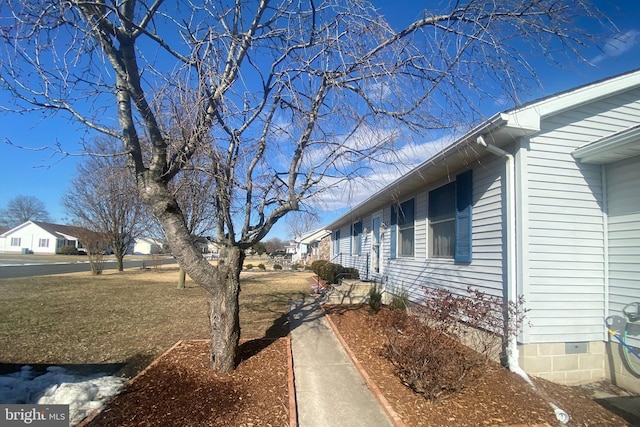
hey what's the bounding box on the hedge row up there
[310,260,359,284]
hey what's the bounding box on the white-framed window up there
[428,170,473,262]
[391,198,415,257]
[10,237,21,247]
[429,182,455,258]
[39,238,50,248]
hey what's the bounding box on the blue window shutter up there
[390,205,397,259]
[455,170,473,262]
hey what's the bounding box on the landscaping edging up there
[76,338,296,427]
[322,306,406,427]
[286,336,297,427]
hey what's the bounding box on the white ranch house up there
[0,221,90,254]
[327,69,640,393]
[292,228,331,265]
[132,237,164,255]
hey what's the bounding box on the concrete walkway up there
[289,299,394,427]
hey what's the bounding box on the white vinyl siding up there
[606,155,640,347]
[524,88,640,343]
[1,222,59,254]
[384,161,505,305]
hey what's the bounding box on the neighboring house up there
[292,228,331,265]
[133,237,164,255]
[0,221,90,254]
[285,241,297,255]
[200,238,221,259]
[327,69,640,393]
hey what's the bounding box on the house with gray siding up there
[326,69,640,393]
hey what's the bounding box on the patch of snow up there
[0,365,126,426]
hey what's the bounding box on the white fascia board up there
[0,221,36,237]
[573,124,640,164]
[513,69,640,120]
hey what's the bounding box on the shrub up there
[382,309,483,401]
[368,285,383,314]
[245,263,253,270]
[258,263,266,270]
[342,267,360,280]
[318,262,343,284]
[291,264,300,271]
[389,289,409,311]
[273,264,282,270]
[57,245,79,255]
[310,260,329,276]
[382,286,528,402]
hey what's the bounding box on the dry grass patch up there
[0,266,312,377]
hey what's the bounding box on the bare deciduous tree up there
[0,0,607,372]
[171,163,218,289]
[286,210,321,240]
[1,195,50,227]
[62,137,144,271]
[74,228,110,275]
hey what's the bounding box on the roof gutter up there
[326,113,511,230]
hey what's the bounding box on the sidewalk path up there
[289,299,394,427]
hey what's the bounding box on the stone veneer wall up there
[318,235,331,260]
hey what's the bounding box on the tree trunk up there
[177,267,186,289]
[139,184,244,372]
[207,246,244,372]
[116,253,124,272]
[112,245,125,272]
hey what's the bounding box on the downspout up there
[601,165,610,339]
[476,135,570,425]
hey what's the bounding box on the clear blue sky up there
[1,1,639,240]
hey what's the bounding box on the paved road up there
[0,257,177,279]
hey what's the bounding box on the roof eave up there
[326,113,528,229]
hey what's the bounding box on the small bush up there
[57,245,79,255]
[368,285,383,314]
[389,289,409,311]
[245,263,253,270]
[273,264,282,270]
[291,264,300,270]
[382,286,528,402]
[342,267,360,280]
[318,262,343,284]
[258,263,266,270]
[382,309,483,401]
[310,260,329,276]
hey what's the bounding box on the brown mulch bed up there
[84,339,290,427]
[325,305,631,427]
[83,303,632,427]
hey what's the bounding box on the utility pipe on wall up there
[476,135,570,425]
[476,135,520,372]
